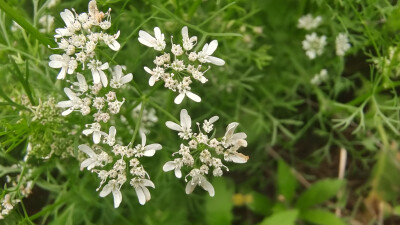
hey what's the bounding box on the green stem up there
[148,100,179,123]
[130,101,145,145]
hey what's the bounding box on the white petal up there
[200,177,215,197]
[135,186,146,205]
[174,168,182,178]
[81,158,96,170]
[154,27,162,41]
[149,76,156,86]
[57,67,67,80]
[57,100,73,108]
[100,62,109,70]
[49,60,63,69]
[144,144,162,151]
[225,122,239,138]
[185,181,196,195]
[163,161,176,172]
[108,40,120,51]
[99,184,112,197]
[109,126,116,138]
[77,73,87,86]
[144,66,152,74]
[165,121,183,131]
[209,116,219,124]
[99,70,108,87]
[61,108,73,116]
[78,144,96,157]
[230,153,249,164]
[206,40,218,55]
[181,26,188,39]
[141,132,146,147]
[60,9,74,27]
[180,109,191,130]
[138,30,156,47]
[231,132,247,141]
[141,179,155,188]
[93,131,101,144]
[120,74,133,84]
[64,88,76,100]
[112,189,122,208]
[186,91,201,103]
[82,129,93,136]
[207,56,225,66]
[92,69,100,84]
[141,186,151,203]
[174,93,185,104]
[142,150,154,157]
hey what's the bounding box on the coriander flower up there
[297,14,322,30]
[103,126,116,146]
[310,69,328,85]
[222,122,248,148]
[130,178,155,205]
[138,27,166,51]
[302,32,326,59]
[110,65,133,88]
[78,144,111,170]
[54,9,77,38]
[335,33,351,56]
[163,158,183,178]
[56,88,82,116]
[82,122,107,144]
[174,88,201,104]
[99,179,122,208]
[72,73,88,93]
[165,109,192,140]
[88,60,109,87]
[185,169,215,197]
[49,54,77,79]
[203,116,219,133]
[181,26,197,51]
[197,40,225,66]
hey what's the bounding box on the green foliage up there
[259,209,298,225]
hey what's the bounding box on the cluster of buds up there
[138,26,225,104]
[163,109,248,196]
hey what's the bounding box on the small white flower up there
[335,33,350,56]
[297,14,322,30]
[49,54,75,79]
[130,178,155,205]
[136,132,162,157]
[103,31,121,51]
[197,40,225,66]
[110,65,133,88]
[203,116,219,133]
[104,126,116,146]
[222,122,247,148]
[72,73,88,93]
[99,179,122,208]
[166,109,192,139]
[185,169,215,197]
[78,144,110,170]
[181,26,197,51]
[302,33,326,59]
[144,66,164,86]
[56,88,82,116]
[311,69,328,85]
[54,9,76,37]
[82,122,107,144]
[174,89,201,104]
[88,60,109,87]
[163,158,183,178]
[138,27,166,51]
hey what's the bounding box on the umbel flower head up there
[138,26,225,104]
[302,32,327,59]
[49,0,121,86]
[163,109,248,196]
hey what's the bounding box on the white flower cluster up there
[49,0,121,83]
[0,171,33,220]
[310,69,328,86]
[138,26,225,104]
[335,33,351,57]
[298,15,350,60]
[302,32,327,60]
[297,14,322,31]
[163,109,248,196]
[49,1,163,208]
[132,103,158,134]
[79,129,161,208]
